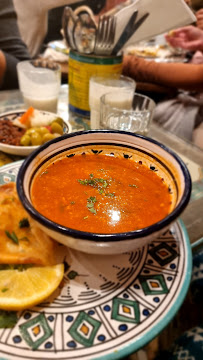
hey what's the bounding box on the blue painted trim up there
[68,104,90,117]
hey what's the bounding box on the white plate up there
[0,160,193,360]
[0,109,71,156]
[125,44,186,63]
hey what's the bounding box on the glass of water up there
[100,92,156,135]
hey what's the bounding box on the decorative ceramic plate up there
[0,161,192,360]
[0,110,70,156]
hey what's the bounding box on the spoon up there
[72,6,97,54]
[62,6,78,50]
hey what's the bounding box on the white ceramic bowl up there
[0,109,71,156]
[16,130,191,255]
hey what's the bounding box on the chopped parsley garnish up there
[87,196,97,214]
[78,175,116,214]
[0,264,32,271]
[105,193,115,197]
[15,264,29,272]
[20,237,29,242]
[5,231,29,244]
[19,218,30,228]
[78,176,109,191]
[97,178,108,188]
[5,231,19,244]
[1,288,9,293]
[129,184,138,188]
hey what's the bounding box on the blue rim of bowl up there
[17,130,192,242]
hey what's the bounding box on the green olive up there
[31,132,42,146]
[26,127,38,135]
[52,117,63,126]
[25,128,33,135]
[37,127,50,135]
[20,134,31,146]
[42,133,55,144]
[50,122,63,135]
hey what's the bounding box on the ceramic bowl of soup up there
[16,130,191,255]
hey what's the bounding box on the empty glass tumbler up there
[100,92,156,135]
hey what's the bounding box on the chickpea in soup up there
[31,154,172,233]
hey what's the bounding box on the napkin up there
[41,40,69,62]
[113,0,140,45]
[42,47,69,62]
[114,0,197,50]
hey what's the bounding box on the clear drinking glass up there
[89,74,136,129]
[17,59,61,113]
[100,91,156,135]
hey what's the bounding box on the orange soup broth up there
[31,154,172,233]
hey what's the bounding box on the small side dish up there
[0,108,70,156]
[0,107,64,146]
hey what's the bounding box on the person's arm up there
[0,0,30,90]
[122,55,203,91]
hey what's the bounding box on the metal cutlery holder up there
[68,50,123,118]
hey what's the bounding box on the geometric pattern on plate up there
[0,161,192,360]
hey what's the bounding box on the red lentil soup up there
[31,154,172,233]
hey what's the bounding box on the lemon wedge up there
[0,264,64,311]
